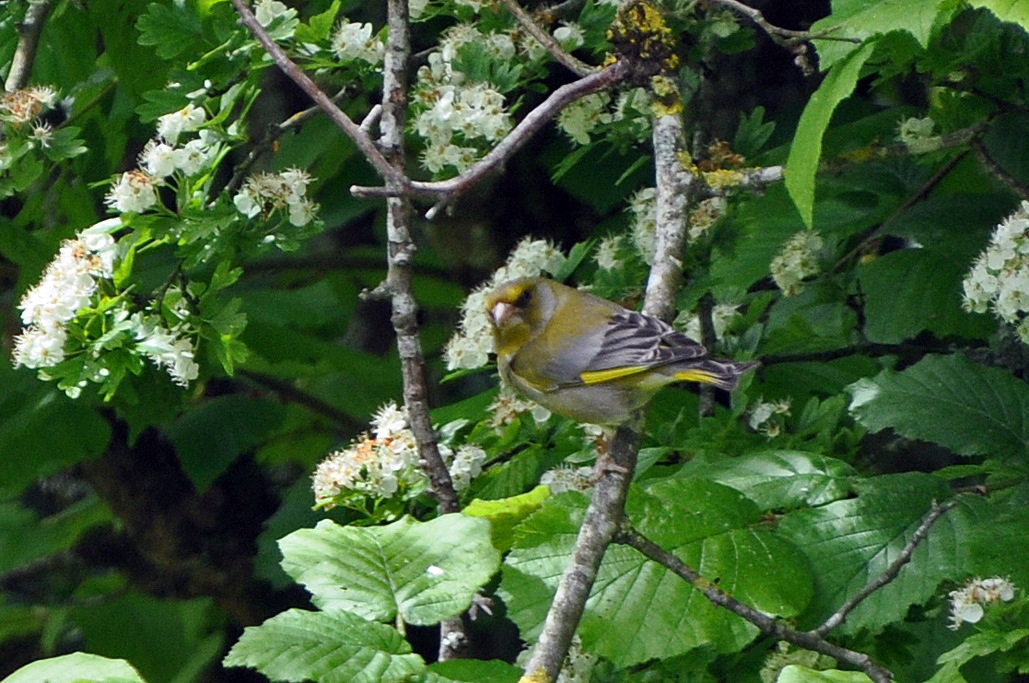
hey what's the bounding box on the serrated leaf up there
[136,2,204,59]
[927,628,1029,683]
[501,481,812,665]
[785,41,876,227]
[778,665,874,683]
[419,659,523,683]
[464,486,551,552]
[223,608,425,683]
[810,0,953,69]
[969,0,1029,31]
[777,473,984,634]
[858,249,984,343]
[0,653,146,683]
[847,354,1029,458]
[278,515,500,625]
[679,450,856,511]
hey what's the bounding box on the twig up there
[707,0,859,45]
[377,0,466,659]
[229,0,408,189]
[972,138,1029,200]
[521,424,642,680]
[523,86,693,683]
[498,0,595,77]
[617,528,895,683]
[351,60,632,206]
[812,499,959,637]
[5,0,57,93]
[240,370,365,433]
[225,87,351,196]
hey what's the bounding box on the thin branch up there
[225,87,352,196]
[351,60,632,205]
[617,528,895,683]
[240,370,365,433]
[5,0,57,93]
[521,424,642,680]
[812,499,959,637]
[523,86,694,683]
[229,0,408,189]
[972,138,1029,200]
[498,0,595,77]
[707,0,860,44]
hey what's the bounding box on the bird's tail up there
[672,358,760,391]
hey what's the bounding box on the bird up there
[485,277,758,426]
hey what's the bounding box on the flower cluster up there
[312,402,426,509]
[675,301,742,343]
[444,238,566,371]
[233,168,318,227]
[594,234,625,271]
[412,25,514,173]
[628,187,658,264]
[0,86,58,127]
[770,230,823,296]
[132,314,200,388]
[540,465,594,494]
[487,386,552,428]
[331,20,384,65]
[948,576,1016,629]
[12,221,119,371]
[556,87,651,146]
[898,116,941,155]
[962,201,1029,343]
[441,444,487,491]
[106,104,213,214]
[747,397,792,438]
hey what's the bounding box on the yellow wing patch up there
[672,368,720,385]
[579,365,650,385]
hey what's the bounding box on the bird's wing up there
[553,309,709,387]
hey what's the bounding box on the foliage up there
[1,0,1029,683]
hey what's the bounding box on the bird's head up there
[485,277,555,355]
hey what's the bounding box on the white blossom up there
[770,230,823,296]
[156,104,206,144]
[106,169,159,214]
[140,140,179,178]
[628,187,657,264]
[962,201,1029,343]
[254,0,289,26]
[132,315,200,387]
[595,234,623,271]
[948,576,1016,629]
[557,93,611,145]
[331,21,384,65]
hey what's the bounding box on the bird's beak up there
[490,301,515,327]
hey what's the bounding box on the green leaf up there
[848,354,1029,459]
[810,0,954,69]
[278,515,500,625]
[420,659,523,683]
[501,481,813,665]
[927,628,1029,683]
[785,41,876,227]
[969,0,1029,31]
[464,485,551,552]
[778,665,874,683]
[678,450,856,511]
[136,2,204,59]
[777,473,983,634]
[165,394,285,490]
[224,608,425,683]
[858,248,984,343]
[0,653,146,683]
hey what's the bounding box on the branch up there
[617,529,895,683]
[5,0,56,93]
[707,0,860,45]
[350,60,632,207]
[377,0,466,659]
[812,499,959,637]
[972,138,1029,200]
[523,86,694,683]
[229,0,408,189]
[240,370,366,433]
[521,424,641,680]
[498,0,595,77]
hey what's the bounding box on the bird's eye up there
[515,288,533,308]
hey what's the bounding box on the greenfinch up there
[485,277,758,425]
